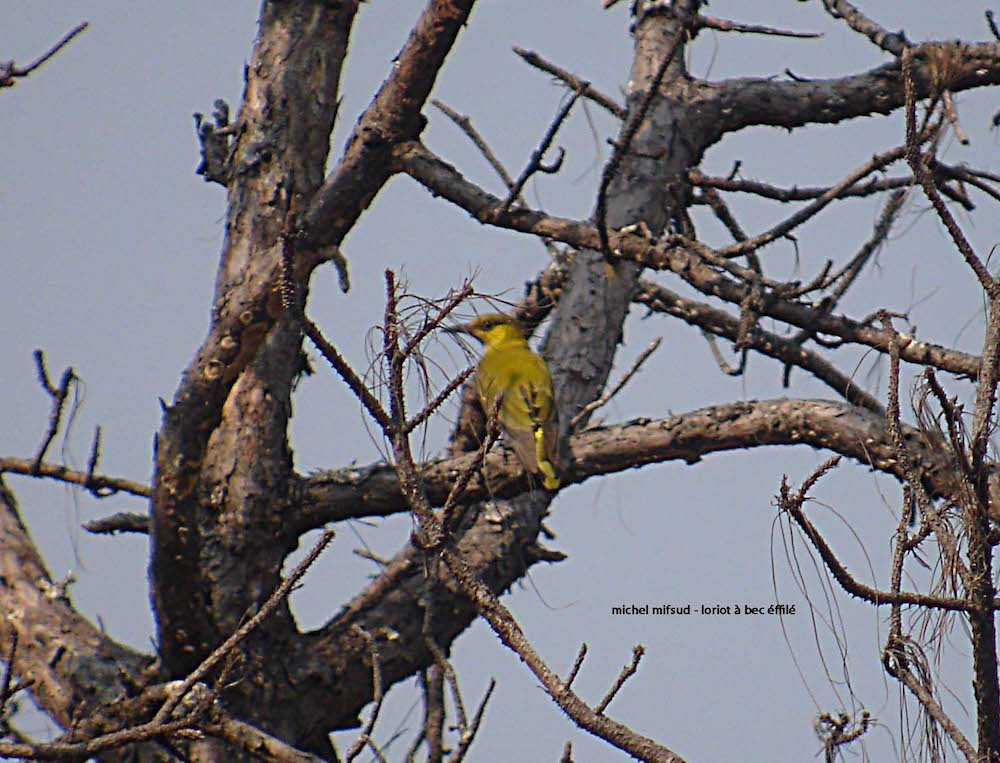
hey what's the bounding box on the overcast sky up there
[4,1,1000,760]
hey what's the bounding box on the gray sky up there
[4,1,1000,760]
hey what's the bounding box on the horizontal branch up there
[394,140,980,379]
[295,399,963,532]
[0,457,151,498]
[705,41,1000,136]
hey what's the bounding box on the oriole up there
[447,314,561,490]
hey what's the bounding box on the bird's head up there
[445,313,527,349]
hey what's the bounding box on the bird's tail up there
[534,426,560,490]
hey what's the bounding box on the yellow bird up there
[447,314,561,490]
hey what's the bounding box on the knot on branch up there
[195,100,237,186]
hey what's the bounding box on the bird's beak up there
[443,323,471,336]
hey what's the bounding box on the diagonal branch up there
[513,47,626,119]
[394,140,980,379]
[0,476,152,732]
[818,0,910,56]
[0,22,89,89]
[298,0,478,250]
[633,280,885,414]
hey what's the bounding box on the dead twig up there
[701,331,747,377]
[513,47,626,119]
[151,530,335,725]
[570,338,662,428]
[819,0,910,56]
[718,137,927,258]
[694,15,820,39]
[0,457,150,498]
[432,99,519,191]
[451,678,495,763]
[0,718,194,761]
[901,50,998,299]
[345,627,385,763]
[0,22,89,89]
[30,350,77,474]
[420,665,445,763]
[565,644,588,689]
[83,511,150,535]
[689,168,915,203]
[594,645,645,715]
[777,458,970,612]
[502,90,582,211]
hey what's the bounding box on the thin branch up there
[424,638,467,732]
[0,22,89,89]
[634,281,885,414]
[882,643,978,761]
[718,138,922,257]
[513,47,626,119]
[84,426,102,495]
[565,644,588,690]
[151,530,335,725]
[701,331,747,376]
[400,282,474,360]
[778,459,971,612]
[451,678,495,763]
[0,457,151,498]
[879,312,936,526]
[83,511,150,535]
[432,99,519,190]
[0,718,193,761]
[31,351,77,473]
[902,50,998,298]
[594,645,645,715]
[988,10,1000,41]
[405,367,475,435]
[819,0,910,56]
[694,15,820,39]
[570,338,662,428]
[345,628,385,763]
[207,712,326,763]
[421,666,445,763]
[280,218,394,433]
[502,90,581,211]
[689,168,915,202]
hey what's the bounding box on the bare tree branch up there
[513,47,626,119]
[0,22,88,89]
[0,457,151,498]
[395,140,980,378]
[707,41,1000,136]
[0,476,152,732]
[295,398,974,532]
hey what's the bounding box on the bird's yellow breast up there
[476,341,554,431]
